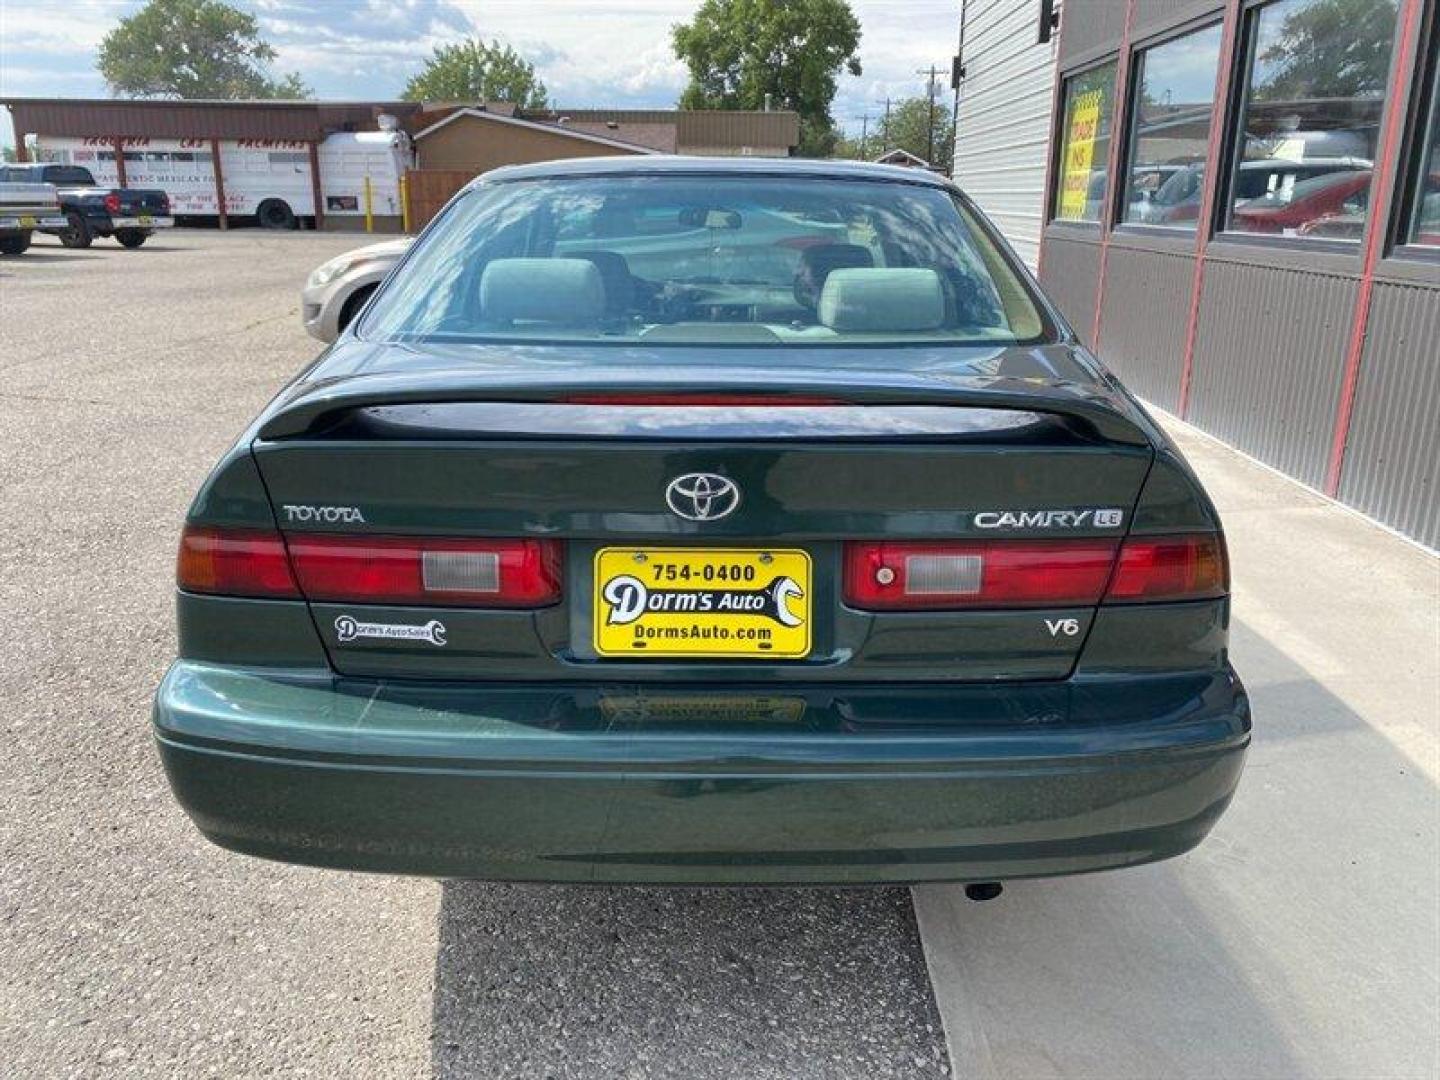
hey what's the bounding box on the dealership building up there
[954,0,1439,549]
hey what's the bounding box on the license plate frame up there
[593,547,812,659]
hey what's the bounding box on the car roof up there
[477,155,954,190]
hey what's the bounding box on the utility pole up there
[916,64,943,165]
[851,113,871,159]
[873,98,893,152]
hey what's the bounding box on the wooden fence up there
[403,169,477,231]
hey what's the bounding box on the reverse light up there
[286,535,562,608]
[844,540,1120,609]
[177,526,300,598]
[1105,534,1227,603]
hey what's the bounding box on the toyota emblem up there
[665,473,741,522]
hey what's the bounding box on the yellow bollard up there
[363,175,373,234]
[399,174,410,234]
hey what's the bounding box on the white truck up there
[34,129,412,230]
[0,181,67,255]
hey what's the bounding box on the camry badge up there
[665,473,741,522]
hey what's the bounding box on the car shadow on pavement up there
[6,251,104,262]
[431,883,951,1080]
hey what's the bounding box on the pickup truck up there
[0,181,67,255]
[0,163,172,249]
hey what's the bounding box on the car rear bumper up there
[111,215,174,229]
[0,214,66,230]
[153,661,1249,884]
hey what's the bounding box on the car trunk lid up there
[249,366,1156,683]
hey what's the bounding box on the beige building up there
[412,108,660,172]
[411,104,799,169]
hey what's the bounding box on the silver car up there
[302,238,411,342]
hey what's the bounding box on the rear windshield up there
[359,175,1048,347]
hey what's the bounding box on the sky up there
[0,0,961,149]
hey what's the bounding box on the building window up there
[1054,61,1117,223]
[1122,23,1225,229]
[1405,57,1440,246]
[1225,0,1398,240]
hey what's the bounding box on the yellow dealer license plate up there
[18,215,37,227]
[594,547,811,659]
[138,214,153,225]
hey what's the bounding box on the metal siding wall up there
[952,0,1057,268]
[1031,0,1437,546]
[1095,246,1195,411]
[1038,235,1104,345]
[1187,262,1358,489]
[1337,282,1440,549]
[1058,0,1128,63]
[1131,0,1222,36]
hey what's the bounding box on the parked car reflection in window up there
[1123,23,1224,229]
[1224,0,1397,238]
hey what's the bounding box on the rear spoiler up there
[255,370,1153,446]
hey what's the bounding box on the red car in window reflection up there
[1295,173,1440,243]
[1231,169,1371,234]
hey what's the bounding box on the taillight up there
[1105,534,1227,603]
[177,526,300,598]
[103,192,120,214]
[844,540,1120,609]
[159,194,170,213]
[843,533,1228,610]
[287,535,562,608]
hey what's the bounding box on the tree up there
[98,0,308,99]
[402,39,549,107]
[882,96,955,166]
[1256,0,1396,102]
[672,0,862,157]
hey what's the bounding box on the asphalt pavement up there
[0,230,949,1078]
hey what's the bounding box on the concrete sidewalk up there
[914,417,1440,1079]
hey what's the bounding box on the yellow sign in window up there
[1059,85,1106,221]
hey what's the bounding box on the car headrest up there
[480,258,605,324]
[817,268,946,332]
[568,250,634,315]
[793,243,874,308]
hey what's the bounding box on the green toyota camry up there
[154,157,1248,886]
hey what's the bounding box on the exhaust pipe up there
[964,882,1003,902]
